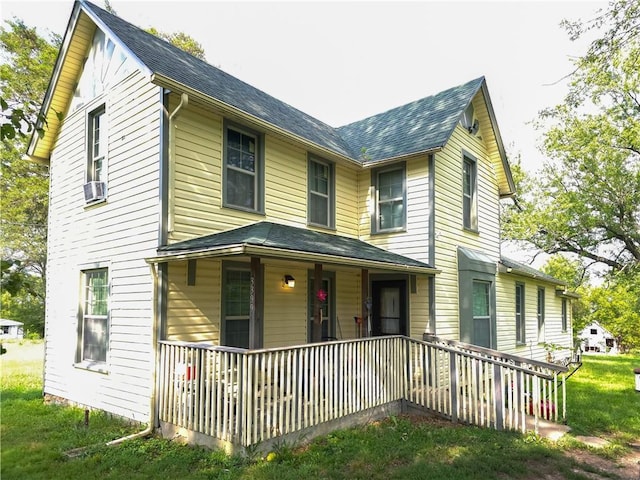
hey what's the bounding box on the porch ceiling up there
[147,222,439,274]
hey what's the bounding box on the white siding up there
[44,70,161,422]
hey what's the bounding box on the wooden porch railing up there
[158,335,568,448]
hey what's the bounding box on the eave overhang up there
[151,73,363,168]
[146,243,439,275]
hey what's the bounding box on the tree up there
[1,20,58,335]
[146,27,206,60]
[503,0,640,274]
[585,268,640,352]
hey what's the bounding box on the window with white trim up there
[79,268,109,364]
[561,298,568,332]
[88,106,106,183]
[373,164,406,233]
[462,154,478,230]
[224,124,263,212]
[308,157,334,228]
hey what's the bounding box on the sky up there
[2,0,609,173]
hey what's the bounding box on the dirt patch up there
[565,448,640,480]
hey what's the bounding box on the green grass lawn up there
[1,341,638,480]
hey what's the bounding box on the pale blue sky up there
[2,0,608,171]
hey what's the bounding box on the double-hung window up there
[224,124,263,212]
[537,287,545,342]
[79,269,109,365]
[88,106,106,183]
[462,154,478,231]
[515,283,526,344]
[373,164,406,233]
[308,157,334,228]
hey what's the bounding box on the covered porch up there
[147,221,439,350]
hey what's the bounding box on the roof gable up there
[336,77,484,163]
[83,1,355,159]
[30,0,514,192]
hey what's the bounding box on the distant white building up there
[0,319,24,340]
[578,321,618,354]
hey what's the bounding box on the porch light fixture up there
[283,275,295,288]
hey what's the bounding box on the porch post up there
[249,257,261,349]
[313,263,323,342]
[361,269,369,338]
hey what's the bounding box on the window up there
[308,157,334,228]
[79,269,109,364]
[462,154,478,230]
[515,283,525,344]
[537,287,545,342]
[472,280,492,348]
[590,328,597,335]
[223,267,250,349]
[224,124,263,212]
[561,298,568,332]
[373,164,405,232]
[88,106,106,183]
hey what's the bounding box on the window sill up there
[371,227,407,236]
[84,198,107,209]
[74,361,109,374]
[463,226,479,235]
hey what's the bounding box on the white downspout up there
[167,92,189,235]
[106,262,160,446]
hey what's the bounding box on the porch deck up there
[157,336,568,451]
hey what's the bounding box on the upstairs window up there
[373,164,406,233]
[88,107,106,183]
[79,268,109,365]
[224,124,263,213]
[308,157,334,228]
[84,106,108,203]
[462,154,478,231]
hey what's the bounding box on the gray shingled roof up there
[500,256,566,286]
[85,1,356,158]
[336,77,484,163]
[157,221,434,271]
[84,1,482,164]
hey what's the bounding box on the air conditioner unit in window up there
[83,181,106,202]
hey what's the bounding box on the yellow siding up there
[334,269,362,340]
[44,69,161,422]
[166,259,221,342]
[409,276,430,338]
[496,272,573,361]
[432,116,503,340]
[359,154,431,264]
[263,262,309,348]
[170,99,361,243]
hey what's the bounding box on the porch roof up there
[148,222,438,274]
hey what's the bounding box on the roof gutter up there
[150,73,363,168]
[146,243,440,275]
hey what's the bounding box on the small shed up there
[0,319,24,339]
[578,321,617,355]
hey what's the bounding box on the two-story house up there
[28,1,574,438]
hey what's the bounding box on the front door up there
[371,280,407,336]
